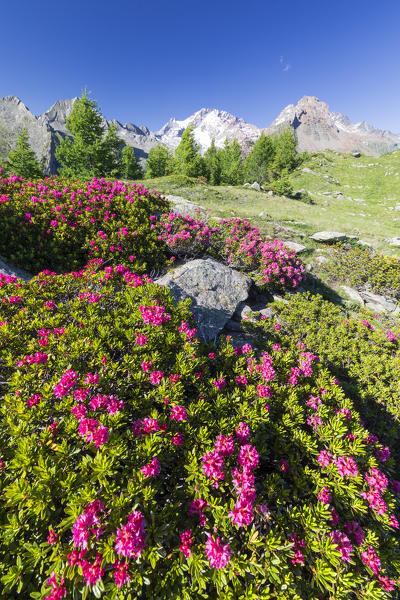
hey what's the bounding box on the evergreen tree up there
[271,128,299,174]
[98,123,124,177]
[243,133,275,184]
[174,125,203,177]
[119,145,143,180]
[219,139,243,185]
[203,138,221,185]
[7,129,43,178]
[56,90,124,179]
[145,144,174,178]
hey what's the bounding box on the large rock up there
[389,237,400,247]
[310,231,351,243]
[250,182,261,191]
[359,290,399,314]
[0,257,32,282]
[341,285,364,305]
[155,258,251,341]
[165,195,204,216]
[282,240,307,254]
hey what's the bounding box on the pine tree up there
[119,145,143,180]
[55,90,124,179]
[203,138,221,185]
[145,144,174,178]
[174,126,203,177]
[271,128,299,174]
[98,123,124,177]
[243,133,275,184]
[7,129,43,178]
[219,139,243,185]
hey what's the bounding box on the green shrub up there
[0,175,169,274]
[326,246,400,298]
[244,292,400,473]
[0,270,399,599]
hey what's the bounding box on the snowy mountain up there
[1,94,399,174]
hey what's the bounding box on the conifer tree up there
[7,129,43,178]
[219,139,243,185]
[174,125,203,177]
[203,138,221,185]
[56,90,124,179]
[145,144,174,178]
[119,145,143,180]
[243,132,275,184]
[272,128,299,174]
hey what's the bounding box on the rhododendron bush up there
[244,292,400,476]
[0,174,169,273]
[0,266,399,599]
[158,214,305,291]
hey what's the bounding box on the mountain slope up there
[1,94,400,174]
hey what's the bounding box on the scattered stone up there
[341,286,364,305]
[302,167,317,174]
[359,290,398,314]
[352,151,361,158]
[315,255,329,265]
[0,257,33,282]
[389,237,400,247]
[267,190,274,196]
[243,183,251,188]
[310,231,353,243]
[155,258,251,342]
[250,182,261,191]
[165,195,205,216]
[283,241,307,254]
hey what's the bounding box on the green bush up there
[326,246,400,298]
[0,270,399,599]
[0,175,169,274]
[244,292,400,473]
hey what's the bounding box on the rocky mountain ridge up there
[1,94,399,174]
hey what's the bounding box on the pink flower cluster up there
[361,467,388,515]
[78,418,109,447]
[179,529,194,557]
[44,572,66,600]
[139,304,171,326]
[205,534,231,569]
[72,500,104,550]
[329,530,352,562]
[288,533,307,565]
[53,369,78,398]
[114,510,147,558]
[16,351,48,366]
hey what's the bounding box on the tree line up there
[1,92,304,189]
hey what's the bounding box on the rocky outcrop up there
[155,258,251,341]
[266,96,400,157]
[310,231,353,243]
[0,257,32,282]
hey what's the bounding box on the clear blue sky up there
[2,0,400,132]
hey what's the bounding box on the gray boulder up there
[310,231,352,243]
[155,258,251,341]
[166,195,204,216]
[359,290,398,314]
[282,241,307,254]
[341,285,364,305]
[250,182,261,191]
[389,237,400,247]
[0,257,32,282]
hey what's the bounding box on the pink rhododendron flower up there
[205,534,231,569]
[317,487,331,504]
[179,529,193,557]
[44,572,66,600]
[214,434,235,456]
[344,521,365,546]
[27,393,41,407]
[114,510,147,558]
[238,444,259,472]
[141,457,160,478]
[335,456,358,477]
[149,370,164,385]
[47,529,58,545]
[81,553,105,586]
[171,432,184,446]
[170,405,187,421]
[329,531,352,562]
[236,422,250,444]
[113,560,130,588]
[202,450,225,483]
[213,377,226,391]
[361,546,381,575]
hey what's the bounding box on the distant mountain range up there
[1,94,399,174]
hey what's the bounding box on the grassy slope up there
[137,149,400,257]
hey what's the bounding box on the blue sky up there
[2,0,400,131]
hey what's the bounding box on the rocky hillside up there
[267,96,400,156]
[1,94,399,174]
